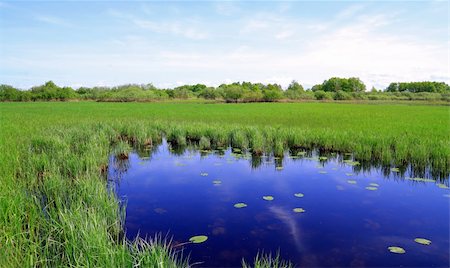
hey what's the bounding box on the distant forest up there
[1,78,449,102]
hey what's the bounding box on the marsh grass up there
[0,102,448,267]
[242,252,293,268]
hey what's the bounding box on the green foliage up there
[284,80,304,99]
[321,77,366,92]
[386,81,449,93]
[262,84,283,102]
[222,84,244,102]
[242,252,293,268]
[314,90,333,100]
[1,79,450,102]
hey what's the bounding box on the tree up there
[198,87,218,100]
[0,84,22,101]
[222,84,243,102]
[262,84,283,102]
[385,81,449,93]
[285,80,304,99]
[321,77,366,92]
[311,84,323,92]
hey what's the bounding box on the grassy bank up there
[0,102,448,267]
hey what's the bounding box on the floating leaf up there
[391,168,400,172]
[294,193,304,198]
[414,238,431,245]
[234,203,247,208]
[437,183,449,189]
[319,156,328,160]
[407,177,434,183]
[297,151,307,156]
[262,196,274,201]
[293,208,306,213]
[347,180,357,184]
[200,172,208,177]
[175,162,186,167]
[369,183,379,187]
[189,235,208,244]
[138,161,146,165]
[345,173,354,176]
[365,186,378,191]
[212,180,222,185]
[275,166,284,171]
[318,170,327,174]
[388,246,405,254]
[343,160,360,166]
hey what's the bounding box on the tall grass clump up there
[242,252,293,268]
[1,124,190,267]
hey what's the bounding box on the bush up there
[314,90,333,100]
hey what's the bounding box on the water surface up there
[109,141,449,267]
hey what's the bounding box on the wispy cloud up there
[35,15,70,27]
[215,2,240,16]
[109,9,208,40]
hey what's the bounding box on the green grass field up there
[0,101,448,267]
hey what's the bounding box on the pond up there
[108,140,449,267]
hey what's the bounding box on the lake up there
[108,140,449,267]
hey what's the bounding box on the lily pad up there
[347,180,357,184]
[189,235,208,244]
[365,186,378,191]
[212,180,222,185]
[414,238,431,245]
[388,246,405,254]
[234,203,247,208]
[200,172,208,176]
[344,160,360,166]
[407,177,435,183]
[262,196,274,201]
[293,208,306,213]
[437,183,449,189]
[369,183,380,187]
[294,193,304,198]
[391,167,400,172]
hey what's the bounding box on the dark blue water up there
[109,141,450,267]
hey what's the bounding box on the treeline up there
[1,78,449,102]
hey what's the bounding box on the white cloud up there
[215,2,240,16]
[35,15,70,27]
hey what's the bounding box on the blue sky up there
[0,1,448,89]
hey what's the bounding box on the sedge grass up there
[0,101,448,267]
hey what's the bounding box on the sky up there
[0,1,448,90]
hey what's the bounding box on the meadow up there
[0,101,448,267]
